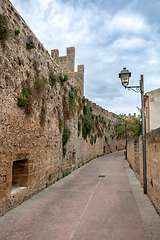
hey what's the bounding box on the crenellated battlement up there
[86,99,138,123]
[119,113,139,120]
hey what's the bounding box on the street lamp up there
[119,67,131,87]
[119,67,147,194]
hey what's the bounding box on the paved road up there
[0,151,160,240]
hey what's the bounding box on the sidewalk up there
[0,151,160,240]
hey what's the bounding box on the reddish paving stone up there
[0,151,148,240]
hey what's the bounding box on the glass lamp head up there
[119,68,131,87]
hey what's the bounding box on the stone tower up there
[51,47,84,96]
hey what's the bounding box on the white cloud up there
[110,12,148,34]
[111,37,151,50]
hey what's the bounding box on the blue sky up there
[10,0,160,115]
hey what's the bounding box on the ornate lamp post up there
[119,68,147,194]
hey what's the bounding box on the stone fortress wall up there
[0,0,127,215]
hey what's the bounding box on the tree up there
[114,117,142,140]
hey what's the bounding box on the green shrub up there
[68,90,75,103]
[83,104,94,116]
[82,115,93,140]
[26,43,33,50]
[17,76,46,117]
[103,119,106,126]
[62,126,71,155]
[91,114,95,120]
[83,105,87,115]
[21,86,32,98]
[78,121,81,132]
[82,96,86,103]
[108,122,111,131]
[59,72,68,84]
[0,14,9,45]
[90,106,93,112]
[63,147,67,156]
[62,127,71,146]
[17,95,29,108]
[62,72,68,83]
[15,29,20,36]
[48,174,52,181]
[17,86,32,115]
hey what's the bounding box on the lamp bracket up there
[124,85,141,93]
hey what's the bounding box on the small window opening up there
[12,159,29,190]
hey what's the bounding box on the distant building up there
[144,88,160,133]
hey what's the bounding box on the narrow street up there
[0,151,160,240]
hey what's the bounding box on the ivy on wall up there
[59,81,108,156]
